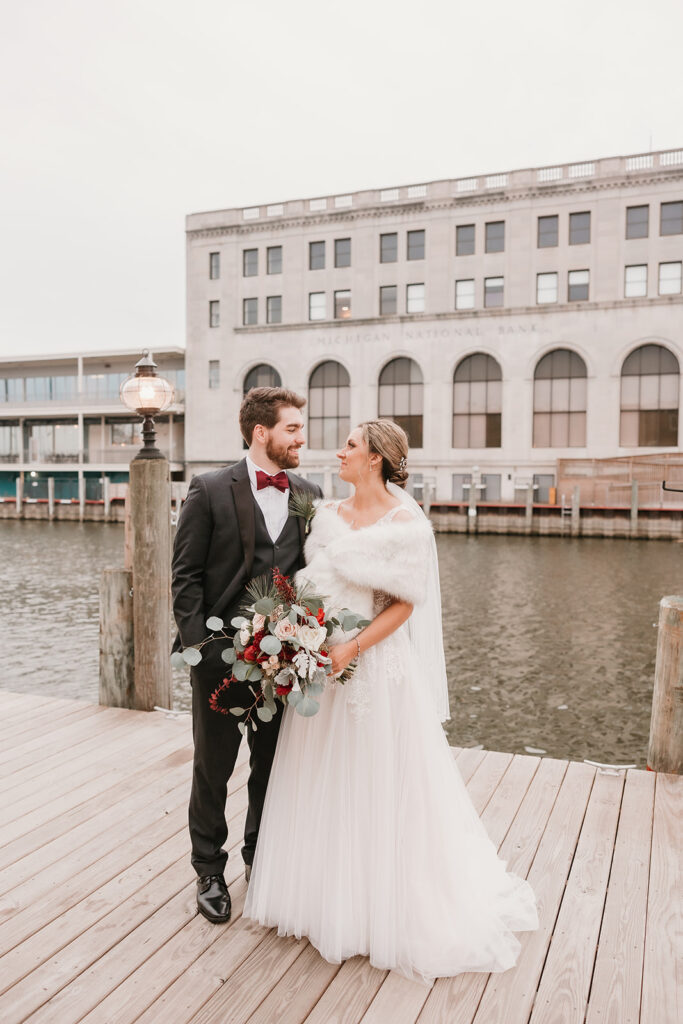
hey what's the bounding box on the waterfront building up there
[185,148,683,502]
[0,349,185,512]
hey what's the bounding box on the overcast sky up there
[1,0,681,359]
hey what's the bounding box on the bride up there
[243,419,538,982]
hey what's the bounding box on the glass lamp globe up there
[120,351,175,414]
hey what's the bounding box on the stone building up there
[185,149,682,503]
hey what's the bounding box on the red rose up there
[315,607,325,625]
[253,629,265,645]
[244,645,258,662]
[276,684,292,695]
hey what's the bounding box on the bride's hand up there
[328,641,356,676]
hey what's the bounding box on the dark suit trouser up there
[188,651,283,877]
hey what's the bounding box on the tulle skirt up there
[243,627,538,983]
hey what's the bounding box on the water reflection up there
[1,520,679,766]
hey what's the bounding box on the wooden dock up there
[0,689,679,1024]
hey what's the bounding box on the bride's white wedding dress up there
[243,498,538,983]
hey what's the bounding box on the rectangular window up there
[110,422,138,445]
[456,224,475,256]
[406,283,425,313]
[242,297,257,325]
[379,285,397,315]
[380,232,398,263]
[334,238,351,267]
[537,215,559,247]
[485,221,505,253]
[624,265,647,298]
[243,249,258,276]
[626,205,649,239]
[568,269,589,301]
[267,245,282,274]
[661,201,683,235]
[334,290,351,318]
[209,252,220,279]
[266,295,282,324]
[309,292,326,320]
[537,272,558,304]
[407,229,425,260]
[569,211,591,245]
[659,261,682,295]
[208,360,220,389]
[484,277,504,307]
[309,241,325,269]
[209,300,220,327]
[455,279,475,310]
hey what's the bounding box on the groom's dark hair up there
[240,387,306,444]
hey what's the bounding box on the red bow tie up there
[256,470,289,493]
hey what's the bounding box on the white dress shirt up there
[246,455,290,543]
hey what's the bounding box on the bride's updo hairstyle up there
[360,419,409,489]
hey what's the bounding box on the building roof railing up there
[187,148,683,232]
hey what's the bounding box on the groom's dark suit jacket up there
[172,458,321,654]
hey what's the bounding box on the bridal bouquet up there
[172,568,369,735]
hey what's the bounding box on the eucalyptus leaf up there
[254,597,275,614]
[231,616,248,629]
[237,721,246,736]
[287,690,304,707]
[260,635,282,656]
[251,719,258,732]
[221,648,236,664]
[307,681,324,696]
[170,651,186,669]
[287,610,298,624]
[325,622,335,636]
[206,616,224,632]
[230,707,246,715]
[247,663,263,681]
[295,695,320,717]
[256,706,273,723]
[182,647,202,666]
[291,604,307,617]
[358,618,372,628]
[232,660,249,681]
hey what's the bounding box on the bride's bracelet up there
[355,636,361,659]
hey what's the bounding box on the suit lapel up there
[231,460,255,577]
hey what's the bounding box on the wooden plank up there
[24,822,249,1024]
[454,747,489,784]
[0,703,106,751]
[585,769,655,1024]
[0,693,84,726]
[242,942,341,1024]
[0,742,193,872]
[417,756,563,1024]
[0,715,188,816]
[80,879,261,1024]
[186,930,309,1024]
[302,956,388,1024]
[640,772,682,1024]
[528,769,625,1024]
[360,973,431,1024]
[0,729,191,845]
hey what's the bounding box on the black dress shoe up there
[196,874,231,923]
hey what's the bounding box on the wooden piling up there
[99,568,134,707]
[129,456,172,711]
[647,595,683,774]
[571,485,580,537]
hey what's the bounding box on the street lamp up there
[120,351,174,459]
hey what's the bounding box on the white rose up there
[274,618,297,641]
[268,655,279,667]
[297,623,327,652]
[252,613,266,632]
[239,627,250,645]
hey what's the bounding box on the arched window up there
[308,361,350,449]
[533,349,587,447]
[378,357,424,447]
[243,363,282,393]
[620,344,679,446]
[453,354,502,448]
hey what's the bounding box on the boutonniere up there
[288,489,319,535]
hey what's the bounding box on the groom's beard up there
[265,436,301,470]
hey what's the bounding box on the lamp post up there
[119,351,175,710]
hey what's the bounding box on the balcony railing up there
[7,447,184,466]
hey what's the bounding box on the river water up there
[1,519,679,766]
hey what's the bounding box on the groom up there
[171,387,322,924]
